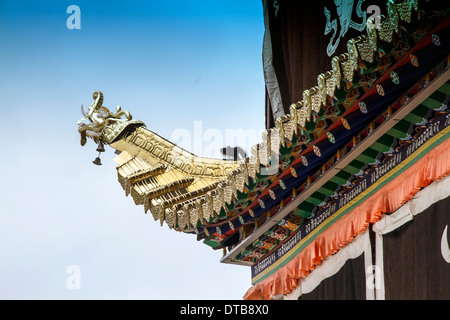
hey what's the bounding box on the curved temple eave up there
[77,0,449,260]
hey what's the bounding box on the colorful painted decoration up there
[376,84,385,96]
[249,209,254,217]
[432,34,440,46]
[274,227,289,241]
[278,217,300,231]
[313,145,321,157]
[228,220,235,231]
[410,54,419,67]
[239,215,245,224]
[279,179,286,190]
[358,101,368,113]
[327,131,336,144]
[269,189,276,200]
[301,156,308,166]
[400,95,410,106]
[258,199,265,209]
[341,117,351,130]
[216,226,222,236]
[390,71,400,84]
[290,167,298,178]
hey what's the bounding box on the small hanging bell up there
[96,142,105,153]
[92,157,102,166]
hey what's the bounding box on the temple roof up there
[77,0,449,300]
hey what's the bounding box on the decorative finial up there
[77,91,145,165]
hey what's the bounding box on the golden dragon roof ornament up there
[77,90,145,147]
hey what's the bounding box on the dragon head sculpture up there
[77,91,144,146]
[77,91,145,162]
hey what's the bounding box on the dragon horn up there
[81,104,93,123]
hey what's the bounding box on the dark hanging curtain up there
[382,196,450,300]
[298,254,366,300]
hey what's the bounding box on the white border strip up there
[272,230,372,300]
[373,173,450,300]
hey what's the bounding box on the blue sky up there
[0,1,265,299]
